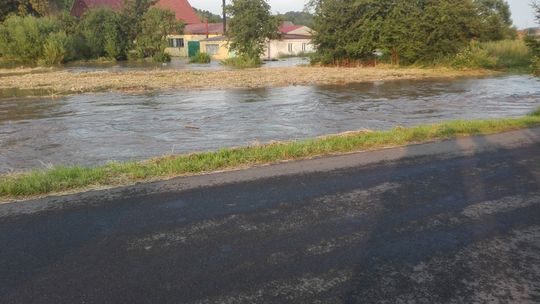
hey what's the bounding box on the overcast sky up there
[189,0,538,29]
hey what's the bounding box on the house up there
[71,0,225,57]
[264,22,314,59]
[527,27,540,38]
[199,36,231,60]
[71,0,200,23]
[166,22,225,57]
[193,22,314,61]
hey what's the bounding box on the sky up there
[189,0,538,29]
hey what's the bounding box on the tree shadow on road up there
[342,130,540,303]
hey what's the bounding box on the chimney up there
[222,0,227,34]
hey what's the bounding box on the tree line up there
[0,0,183,65]
[308,0,517,65]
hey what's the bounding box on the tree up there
[119,0,157,45]
[80,8,128,59]
[134,7,183,61]
[309,0,481,65]
[474,0,515,41]
[194,8,221,23]
[0,0,19,21]
[528,1,540,75]
[0,14,63,63]
[278,11,314,27]
[535,1,540,22]
[1,0,75,21]
[226,0,280,61]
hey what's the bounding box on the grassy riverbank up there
[0,66,492,97]
[1,109,540,201]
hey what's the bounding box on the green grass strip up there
[1,108,540,200]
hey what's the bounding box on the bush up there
[80,8,127,60]
[452,40,533,71]
[221,56,262,68]
[0,15,60,64]
[152,51,171,63]
[532,57,540,76]
[39,31,69,65]
[189,52,211,64]
[481,40,532,70]
[451,41,497,69]
[134,7,183,60]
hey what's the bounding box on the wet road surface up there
[1,129,540,303]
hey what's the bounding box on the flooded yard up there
[0,75,539,172]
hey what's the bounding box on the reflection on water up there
[0,75,539,172]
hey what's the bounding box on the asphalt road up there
[1,128,540,303]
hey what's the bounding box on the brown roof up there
[184,23,225,35]
[71,0,200,24]
[278,24,303,34]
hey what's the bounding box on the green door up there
[188,41,200,57]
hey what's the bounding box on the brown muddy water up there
[0,75,539,173]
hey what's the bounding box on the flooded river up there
[1,75,539,172]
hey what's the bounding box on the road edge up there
[1,127,539,217]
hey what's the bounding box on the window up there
[168,38,184,48]
[302,43,307,52]
[206,44,219,55]
[288,43,293,53]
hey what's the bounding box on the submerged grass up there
[1,109,540,200]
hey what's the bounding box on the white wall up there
[264,39,314,59]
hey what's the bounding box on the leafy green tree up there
[474,0,515,41]
[194,8,221,23]
[0,0,19,21]
[0,14,64,64]
[134,7,183,61]
[528,1,540,75]
[80,8,127,59]
[278,11,314,27]
[226,0,280,62]
[310,0,481,65]
[1,0,75,21]
[120,0,157,45]
[419,0,480,61]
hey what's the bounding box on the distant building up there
[520,27,540,39]
[166,22,226,57]
[264,22,314,60]
[71,0,200,24]
[201,23,316,61]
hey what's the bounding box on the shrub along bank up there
[450,40,532,71]
[1,108,540,200]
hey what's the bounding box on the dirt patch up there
[0,66,493,96]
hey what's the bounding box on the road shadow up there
[342,130,540,303]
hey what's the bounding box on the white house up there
[264,23,315,59]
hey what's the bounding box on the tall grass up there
[221,56,262,68]
[451,40,532,71]
[1,108,540,200]
[481,40,532,70]
[189,52,211,64]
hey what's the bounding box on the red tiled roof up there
[184,23,224,35]
[71,0,201,24]
[278,24,303,34]
[154,0,200,24]
[71,0,123,17]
